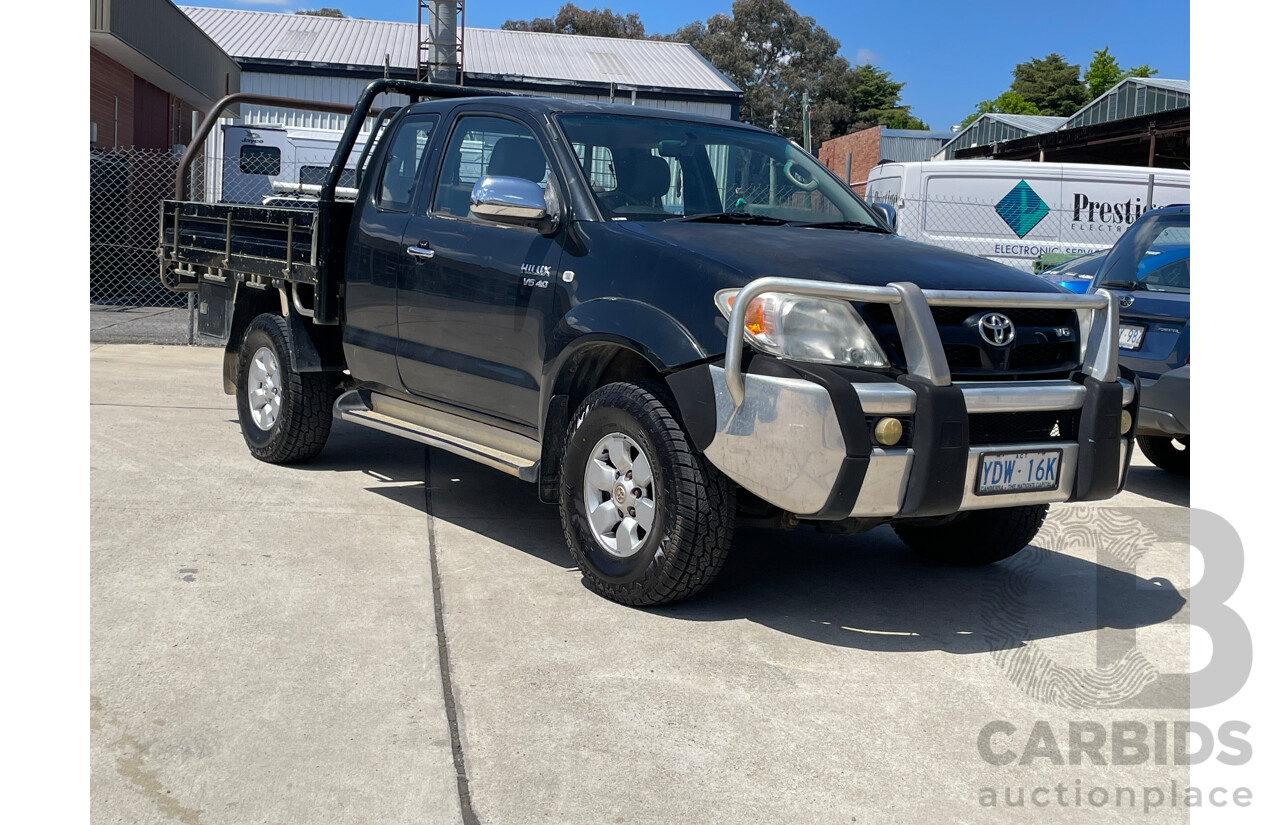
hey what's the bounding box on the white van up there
[219,125,370,205]
[864,160,1190,271]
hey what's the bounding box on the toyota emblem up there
[978,312,1015,347]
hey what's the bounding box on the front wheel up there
[559,381,735,606]
[892,504,1049,566]
[1137,435,1190,475]
[235,314,335,464]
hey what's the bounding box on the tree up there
[959,91,1041,129]
[501,1,926,142]
[831,64,928,133]
[1009,53,1089,116]
[295,8,345,17]
[670,1,923,141]
[502,4,646,38]
[1084,47,1159,99]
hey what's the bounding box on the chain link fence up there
[89,146,349,344]
[90,147,186,308]
[889,194,1128,272]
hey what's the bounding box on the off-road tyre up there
[560,380,735,606]
[235,313,335,464]
[892,504,1049,566]
[1137,435,1190,475]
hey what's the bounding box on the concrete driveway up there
[91,344,1192,824]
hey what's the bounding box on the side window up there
[300,165,356,189]
[433,116,550,217]
[240,145,280,176]
[375,115,439,212]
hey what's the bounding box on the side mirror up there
[871,202,898,233]
[470,176,559,233]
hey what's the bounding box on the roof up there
[1060,76,1190,131]
[880,129,956,140]
[406,95,765,130]
[179,6,740,95]
[1128,77,1190,94]
[984,114,1067,133]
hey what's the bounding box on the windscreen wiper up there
[672,212,791,226]
[792,220,893,233]
[1098,280,1147,291]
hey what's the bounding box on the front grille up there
[968,410,1080,446]
[860,303,1080,379]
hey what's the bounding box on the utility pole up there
[802,91,812,153]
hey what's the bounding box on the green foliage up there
[1084,46,1123,99]
[1084,47,1158,99]
[959,91,1041,128]
[501,4,646,38]
[1010,53,1089,116]
[295,8,345,17]
[502,1,925,142]
[669,1,923,140]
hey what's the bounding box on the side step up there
[334,389,540,482]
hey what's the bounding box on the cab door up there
[342,113,439,390]
[395,112,565,430]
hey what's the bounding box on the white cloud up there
[853,48,883,65]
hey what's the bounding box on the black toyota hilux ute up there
[159,79,1138,606]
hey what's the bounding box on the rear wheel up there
[235,314,335,464]
[559,381,735,606]
[1137,435,1190,475]
[892,504,1049,566]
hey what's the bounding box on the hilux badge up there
[979,312,1015,347]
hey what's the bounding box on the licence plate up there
[977,450,1062,495]
[1119,324,1145,350]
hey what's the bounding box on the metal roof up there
[1060,77,1190,130]
[880,129,956,140]
[179,6,740,94]
[985,114,1068,133]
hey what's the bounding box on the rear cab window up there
[375,114,440,212]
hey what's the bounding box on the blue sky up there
[195,1,1190,130]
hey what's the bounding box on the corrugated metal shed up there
[938,114,1066,160]
[985,114,1068,133]
[179,6,739,94]
[878,129,956,164]
[463,28,737,93]
[1060,77,1190,130]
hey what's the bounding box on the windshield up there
[1095,211,1190,294]
[555,113,883,226]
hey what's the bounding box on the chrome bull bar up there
[722,277,1120,407]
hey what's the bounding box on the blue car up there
[1038,250,1109,293]
[1091,206,1190,474]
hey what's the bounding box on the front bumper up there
[678,362,1135,518]
[1136,366,1190,438]
[669,277,1135,520]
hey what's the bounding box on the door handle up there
[407,245,435,258]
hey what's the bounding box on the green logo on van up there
[995,181,1050,238]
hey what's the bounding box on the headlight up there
[715,289,889,367]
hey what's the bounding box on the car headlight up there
[715,289,889,368]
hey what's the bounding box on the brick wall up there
[817,126,882,196]
[91,49,135,149]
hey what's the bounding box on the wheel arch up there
[537,336,678,503]
[222,286,344,394]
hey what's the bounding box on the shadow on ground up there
[1122,464,1190,507]
[294,421,1187,655]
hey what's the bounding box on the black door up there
[396,113,565,430]
[342,113,439,390]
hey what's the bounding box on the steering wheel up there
[783,160,819,191]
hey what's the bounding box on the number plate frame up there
[975,449,1064,496]
[1119,323,1146,350]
